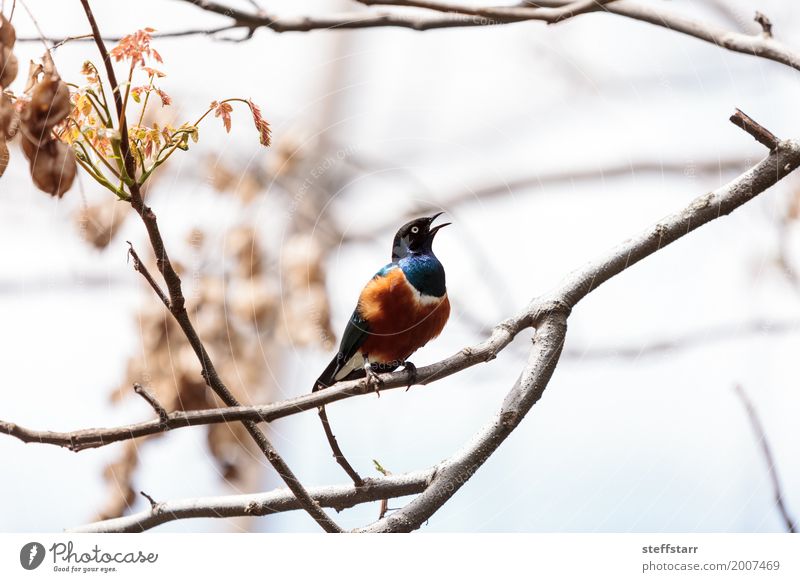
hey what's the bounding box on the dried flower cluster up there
[0,14,17,178]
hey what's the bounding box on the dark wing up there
[313,308,369,391]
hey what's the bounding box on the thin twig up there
[373,459,392,519]
[139,490,159,511]
[730,109,779,151]
[733,385,796,533]
[754,11,772,38]
[127,243,170,309]
[318,406,363,486]
[133,383,169,426]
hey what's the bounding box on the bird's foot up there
[402,361,418,391]
[364,362,384,397]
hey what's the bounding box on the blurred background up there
[1,0,798,532]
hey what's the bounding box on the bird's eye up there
[411,226,419,234]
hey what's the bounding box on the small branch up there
[16,26,239,45]
[733,385,796,533]
[730,109,779,151]
[139,490,160,511]
[133,383,169,426]
[754,11,772,38]
[373,460,393,519]
[317,406,363,486]
[127,243,170,309]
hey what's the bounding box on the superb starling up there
[313,213,451,484]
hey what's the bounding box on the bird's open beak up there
[428,212,451,237]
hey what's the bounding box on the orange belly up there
[357,268,450,364]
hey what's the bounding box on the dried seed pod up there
[0,93,11,179]
[18,53,75,196]
[0,15,15,49]
[0,138,8,178]
[22,137,77,197]
[0,92,17,139]
[20,55,70,140]
[0,15,16,88]
[0,47,17,88]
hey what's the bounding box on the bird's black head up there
[392,212,451,261]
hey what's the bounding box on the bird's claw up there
[402,361,418,391]
[364,364,384,397]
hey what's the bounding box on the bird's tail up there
[314,352,371,391]
[313,354,341,392]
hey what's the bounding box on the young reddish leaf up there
[110,28,161,67]
[155,88,172,107]
[142,66,165,78]
[213,101,233,133]
[247,99,271,147]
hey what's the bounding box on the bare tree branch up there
[177,0,500,33]
[78,0,342,534]
[41,112,800,533]
[730,108,779,151]
[17,0,797,81]
[8,316,798,472]
[69,469,436,533]
[754,11,773,38]
[16,27,239,45]
[359,0,616,24]
[169,0,800,78]
[127,243,170,309]
[0,305,532,450]
[371,1,800,73]
[133,383,169,426]
[733,385,797,533]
